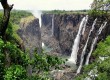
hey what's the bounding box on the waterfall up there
[85,22,107,65]
[68,15,88,64]
[31,10,42,28]
[52,14,54,36]
[76,18,97,74]
[82,16,88,35]
[42,42,45,47]
[31,10,45,48]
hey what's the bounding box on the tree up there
[0,0,13,39]
[91,0,110,10]
[0,0,14,67]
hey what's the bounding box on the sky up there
[0,0,93,10]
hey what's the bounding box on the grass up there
[20,16,35,26]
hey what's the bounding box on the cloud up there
[7,0,93,10]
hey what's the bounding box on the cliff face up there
[41,13,110,63]
[41,14,85,55]
[17,16,41,54]
[17,13,110,64]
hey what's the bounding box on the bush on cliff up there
[88,9,107,17]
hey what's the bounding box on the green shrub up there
[88,9,107,17]
[0,36,64,79]
[4,65,27,80]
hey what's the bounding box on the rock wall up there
[17,13,110,65]
[41,13,110,64]
[41,14,85,55]
[17,16,41,55]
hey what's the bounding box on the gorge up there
[1,0,110,79]
[17,10,110,79]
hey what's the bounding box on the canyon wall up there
[41,14,85,55]
[17,16,42,55]
[17,13,110,65]
[41,13,110,64]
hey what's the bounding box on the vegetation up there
[0,1,64,79]
[43,10,88,14]
[1,0,110,80]
[10,10,33,24]
[0,10,33,25]
[0,37,64,79]
[0,20,64,79]
[75,36,110,80]
[91,0,110,10]
[0,0,13,38]
[88,9,107,17]
[75,3,110,79]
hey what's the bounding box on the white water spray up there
[76,18,97,74]
[31,10,42,28]
[42,42,45,47]
[52,14,54,36]
[68,15,88,64]
[85,22,107,65]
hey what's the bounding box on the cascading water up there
[76,18,97,74]
[52,14,54,36]
[31,10,42,28]
[68,15,88,64]
[85,22,107,65]
[42,42,45,47]
[82,16,88,35]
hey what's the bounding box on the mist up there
[31,10,42,27]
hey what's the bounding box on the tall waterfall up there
[32,10,45,48]
[52,14,54,36]
[31,10,45,48]
[31,10,42,28]
[82,16,88,35]
[68,15,88,64]
[76,18,97,74]
[85,22,107,65]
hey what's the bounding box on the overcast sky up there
[0,0,93,10]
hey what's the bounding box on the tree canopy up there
[91,0,110,10]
